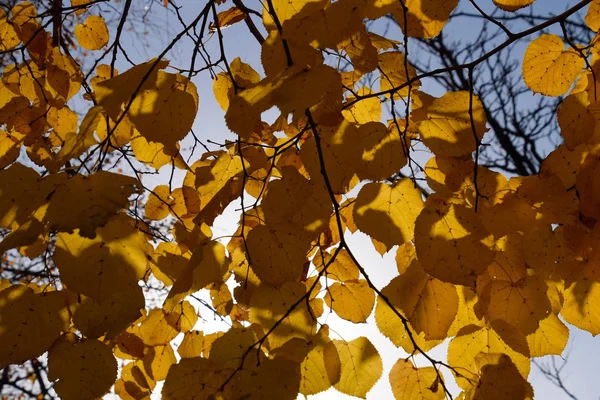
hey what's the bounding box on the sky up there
[93,0,600,399]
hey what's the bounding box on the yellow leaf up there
[208,327,257,369]
[262,166,331,242]
[128,72,198,154]
[0,9,20,51]
[558,92,596,149]
[167,301,198,333]
[95,60,198,155]
[417,91,488,157]
[185,150,244,224]
[447,286,483,337]
[478,273,551,335]
[299,331,341,395]
[130,133,181,170]
[378,51,419,98]
[354,179,424,253]
[162,357,226,400]
[261,30,323,78]
[523,226,560,278]
[368,32,401,51]
[165,241,228,309]
[448,324,530,389]
[493,0,536,11]
[314,248,360,282]
[74,289,145,340]
[375,293,442,353]
[576,154,600,220]
[178,330,204,358]
[414,199,495,286]
[95,112,134,149]
[45,47,83,104]
[0,128,21,168]
[213,57,260,112]
[324,280,375,323]
[149,242,189,286]
[327,337,382,398]
[586,0,600,31]
[48,334,117,400]
[382,260,458,340]
[338,28,379,75]
[515,171,579,225]
[0,164,54,229]
[116,362,154,399]
[262,0,327,31]
[0,286,66,365]
[540,144,587,189]
[222,355,301,399]
[526,313,569,357]
[54,215,150,300]
[47,105,79,140]
[47,109,99,172]
[395,242,417,274]
[139,309,180,346]
[115,329,146,360]
[250,282,314,349]
[389,358,443,400]
[145,185,172,220]
[11,2,50,65]
[209,7,246,32]
[226,64,342,138]
[44,172,140,238]
[463,353,531,400]
[342,87,381,124]
[356,122,409,181]
[74,15,109,50]
[282,0,363,50]
[562,279,600,335]
[394,0,459,38]
[70,0,95,15]
[144,344,177,381]
[300,119,362,193]
[210,283,234,316]
[246,224,308,285]
[170,186,201,218]
[522,34,584,96]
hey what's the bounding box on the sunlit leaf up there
[522,34,584,96]
[48,334,117,400]
[324,280,375,323]
[415,198,495,286]
[417,91,488,157]
[354,179,424,253]
[389,358,443,400]
[74,15,109,50]
[328,337,382,398]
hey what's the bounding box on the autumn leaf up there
[522,34,584,96]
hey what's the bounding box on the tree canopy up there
[0,0,599,399]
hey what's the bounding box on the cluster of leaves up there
[1,0,600,399]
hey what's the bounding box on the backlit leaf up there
[74,15,109,50]
[417,91,488,157]
[324,280,375,323]
[389,358,443,400]
[415,199,495,286]
[493,0,536,11]
[522,34,584,96]
[328,337,382,398]
[48,334,117,400]
[354,179,424,253]
[0,286,67,365]
[382,260,459,340]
